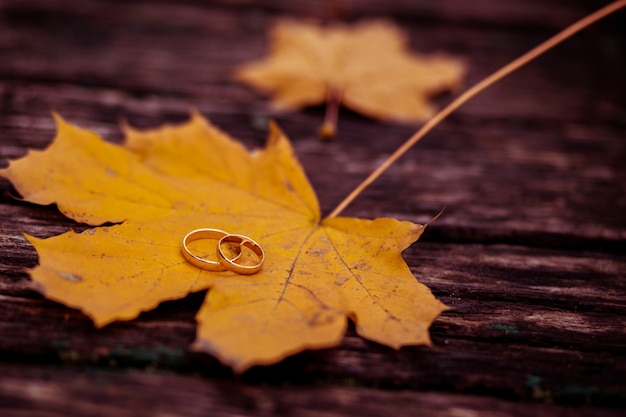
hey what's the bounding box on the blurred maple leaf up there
[237,20,465,138]
[1,114,446,371]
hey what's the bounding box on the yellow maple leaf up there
[1,113,447,371]
[236,20,465,137]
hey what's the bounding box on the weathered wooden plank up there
[1,237,623,405]
[0,0,617,31]
[3,110,625,244]
[0,0,624,124]
[1,0,624,245]
[0,363,620,417]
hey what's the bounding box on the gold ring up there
[217,234,265,275]
[182,228,241,271]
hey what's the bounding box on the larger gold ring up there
[217,234,265,275]
[182,229,241,271]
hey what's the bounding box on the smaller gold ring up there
[182,228,241,271]
[217,234,265,275]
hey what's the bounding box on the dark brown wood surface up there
[1,0,625,415]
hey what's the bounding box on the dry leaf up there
[237,20,465,137]
[1,113,447,371]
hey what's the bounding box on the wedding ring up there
[217,234,265,275]
[182,228,241,271]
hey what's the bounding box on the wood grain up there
[0,0,625,415]
[3,362,623,417]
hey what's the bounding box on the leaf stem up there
[319,87,341,139]
[326,0,626,219]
